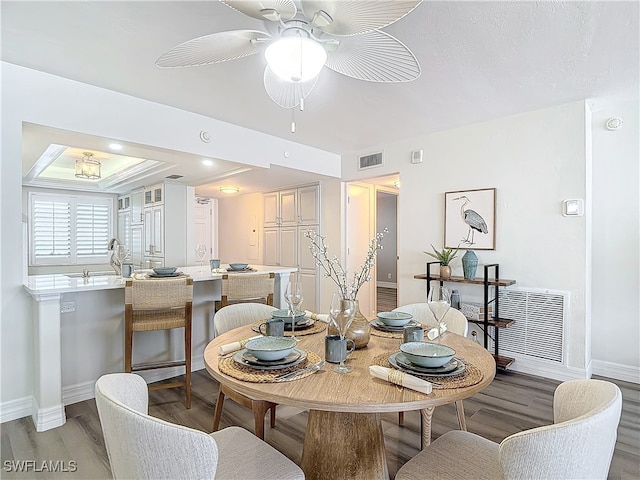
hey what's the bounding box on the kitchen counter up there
[24,265,296,295]
[23,265,297,432]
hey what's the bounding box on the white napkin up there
[304,310,330,323]
[426,324,448,341]
[218,335,261,355]
[369,366,432,394]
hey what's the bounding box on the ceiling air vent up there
[165,174,183,179]
[358,151,383,170]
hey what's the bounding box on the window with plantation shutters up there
[29,192,113,266]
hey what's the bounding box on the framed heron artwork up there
[444,188,496,250]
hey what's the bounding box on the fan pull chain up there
[291,108,296,133]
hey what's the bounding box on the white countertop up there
[24,265,297,296]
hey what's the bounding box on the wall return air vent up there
[358,151,383,170]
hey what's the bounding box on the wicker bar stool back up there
[124,276,194,408]
[214,273,275,310]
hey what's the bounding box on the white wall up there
[591,100,640,379]
[0,62,340,413]
[343,102,594,379]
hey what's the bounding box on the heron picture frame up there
[444,188,496,250]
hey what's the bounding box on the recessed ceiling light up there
[219,185,240,194]
[202,159,214,166]
[109,143,122,151]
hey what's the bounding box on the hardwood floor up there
[2,369,638,479]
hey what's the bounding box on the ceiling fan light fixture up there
[265,36,327,83]
[219,185,240,194]
[75,151,101,180]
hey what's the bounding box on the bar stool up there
[214,273,275,310]
[124,276,193,408]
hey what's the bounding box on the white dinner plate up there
[370,319,422,332]
[233,348,307,371]
[388,352,466,377]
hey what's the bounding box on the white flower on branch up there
[304,229,387,300]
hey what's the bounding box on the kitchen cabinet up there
[117,209,131,251]
[117,194,131,211]
[143,205,164,258]
[130,224,143,268]
[131,188,143,224]
[264,225,318,311]
[264,185,319,227]
[144,183,164,206]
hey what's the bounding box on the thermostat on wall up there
[562,199,584,217]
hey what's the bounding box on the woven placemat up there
[250,319,327,337]
[219,351,323,383]
[371,353,483,389]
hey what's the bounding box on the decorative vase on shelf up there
[439,264,452,279]
[328,299,370,349]
[462,250,478,280]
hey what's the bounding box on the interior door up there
[346,182,375,317]
[194,200,212,264]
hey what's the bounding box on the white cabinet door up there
[298,226,318,273]
[131,224,143,268]
[263,228,279,265]
[143,206,164,257]
[263,192,279,227]
[117,210,131,248]
[279,227,297,267]
[152,206,164,257]
[279,189,298,225]
[298,185,320,225]
[131,189,143,224]
[299,271,318,312]
[143,208,153,256]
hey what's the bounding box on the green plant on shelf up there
[424,244,459,266]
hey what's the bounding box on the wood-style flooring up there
[377,286,398,312]
[1,369,638,479]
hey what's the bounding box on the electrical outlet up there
[60,302,75,313]
[387,273,392,279]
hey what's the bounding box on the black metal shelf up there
[416,261,516,370]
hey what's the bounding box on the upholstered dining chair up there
[95,373,304,480]
[393,303,469,447]
[124,276,193,408]
[395,378,622,480]
[212,302,279,439]
[214,272,275,310]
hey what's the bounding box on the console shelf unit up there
[414,262,516,369]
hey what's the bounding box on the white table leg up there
[31,293,66,431]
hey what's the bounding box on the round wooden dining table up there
[204,323,496,480]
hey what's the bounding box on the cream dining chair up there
[95,373,304,480]
[212,303,279,439]
[393,303,469,447]
[395,378,622,480]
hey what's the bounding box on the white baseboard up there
[0,396,33,424]
[61,355,206,407]
[32,398,66,432]
[377,282,397,289]
[592,359,640,384]
[506,356,590,382]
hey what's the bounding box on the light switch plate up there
[562,199,584,217]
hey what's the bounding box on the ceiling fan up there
[156,0,423,110]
